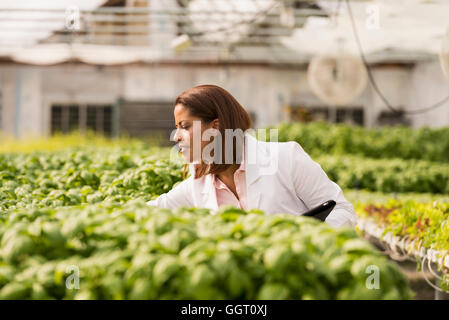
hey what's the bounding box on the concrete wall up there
[41,64,122,136]
[0,67,43,138]
[1,60,448,138]
[408,59,449,128]
[0,67,16,136]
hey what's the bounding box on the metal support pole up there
[14,68,22,138]
[112,98,121,138]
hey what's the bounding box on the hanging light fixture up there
[279,0,295,28]
[171,34,192,53]
[11,44,73,65]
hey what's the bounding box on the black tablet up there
[301,200,336,221]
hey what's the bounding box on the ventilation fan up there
[440,27,449,81]
[307,51,368,107]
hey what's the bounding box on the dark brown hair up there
[175,85,252,179]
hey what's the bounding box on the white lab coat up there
[147,132,358,228]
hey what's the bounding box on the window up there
[335,108,364,126]
[119,100,174,144]
[286,105,365,126]
[377,110,411,126]
[51,104,113,136]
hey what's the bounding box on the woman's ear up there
[211,119,220,131]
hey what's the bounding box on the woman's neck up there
[216,164,240,181]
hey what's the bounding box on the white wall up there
[361,66,412,128]
[0,66,16,137]
[408,60,449,128]
[122,65,292,128]
[0,66,43,138]
[1,61,449,138]
[41,64,122,136]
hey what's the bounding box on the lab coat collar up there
[188,131,271,211]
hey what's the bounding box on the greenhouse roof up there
[0,0,447,65]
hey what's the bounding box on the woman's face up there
[173,104,217,163]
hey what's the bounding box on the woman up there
[147,85,357,228]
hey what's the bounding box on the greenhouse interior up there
[0,0,449,305]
